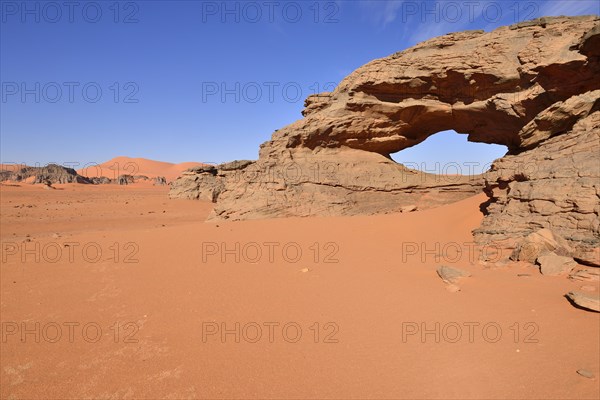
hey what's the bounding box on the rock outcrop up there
[537,255,578,276]
[567,291,600,312]
[509,228,574,263]
[153,176,168,186]
[0,164,91,184]
[476,89,600,266]
[116,174,164,185]
[171,16,600,265]
[569,268,600,282]
[0,165,167,186]
[169,156,484,217]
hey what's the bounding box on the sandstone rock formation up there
[509,228,573,263]
[154,176,168,186]
[116,175,161,185]
[537,255,577,276]
[567,291,600,312]
[0,164,167,186]
[168,156,484,217]
[569,268,600,282]
[477,89,600,266]
[0,164,91,184]
[90,176,112,185]
[171,16,600,265]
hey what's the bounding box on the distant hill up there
[77,156,207,182]
[0,157,206,185]
[0,164,89,184]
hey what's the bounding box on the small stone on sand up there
[577,369,595,379]
[437,266,471,284]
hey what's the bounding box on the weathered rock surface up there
[169,152,484,218]
[567,291,600,312]
[437,266,472,284]
[510,228,573,263]
[0,164,91,184]
[153,176,168,186]
[171,16,600,264]
[90,176,112,185]
[169,164,222,201]
[476,90,600,266]
[537,254,577,276]
[569,269,600,282]
[0,165,167,186]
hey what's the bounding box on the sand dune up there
[77,156,206,182]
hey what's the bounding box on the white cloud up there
[357,0,406,28]
[538,0,599,17]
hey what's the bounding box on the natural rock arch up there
[171,16,600,265]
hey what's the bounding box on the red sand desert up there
[1,178,598,399]
[2,14,600,399]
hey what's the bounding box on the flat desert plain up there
[1,183,598,399]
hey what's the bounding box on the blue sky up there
[1,0,598,171]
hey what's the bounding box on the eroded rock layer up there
[0,165,167,186]
[169,152,485,218]
[171,16,600,265]
[476,90,600,266]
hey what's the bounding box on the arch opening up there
[389,130,508,176]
